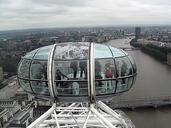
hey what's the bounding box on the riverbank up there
[130,38,171,62]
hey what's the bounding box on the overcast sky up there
[0,0,171,30]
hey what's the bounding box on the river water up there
[107,38,171,128]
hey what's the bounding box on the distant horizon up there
[1,24,171,32]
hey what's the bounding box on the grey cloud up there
[0,0,69,19]
[134,0,171,6]
[0,0,11,4]
[0,0,171,30]
[31,0,91,7]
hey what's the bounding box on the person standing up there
[121,60,127,84]
[104,63,113,91]
[79,61,87,79]
[70,61,78,78]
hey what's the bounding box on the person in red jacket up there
[105,63,113,78]
[104,63,113,91]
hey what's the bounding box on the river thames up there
[108,38,171,128]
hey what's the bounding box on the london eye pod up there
[17,42,137,102]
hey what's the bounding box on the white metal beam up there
[27,104,55,128]
[27,102,134,128]
[47,44,56,98]
[97,101,128,128]
[82,110,91,128]
[91,104,116,128]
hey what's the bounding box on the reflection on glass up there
[18,59,31,78]
[55,60,88,80]
[95,59,116,79]
[70,61,78,78]
[121,49,128,56]
[30,61,47,80]
[116,79,127,93]
[56,81,88,96]
[31,81,49,95]
[128,56,137,73]
[109,46,125,58]
[116,77,134,93]
[34,45,52,60]
[114,57,135,93]
[95,59,116,95]
[24,49,38,59]
[54,43,89,60]
[95,60,102,79]
[55,61,74,80]
[132,75,137,85]
[95,80,116,95]
[79,60,87,79]
[18,79,32,92]
[95,44,112,58]
[115,57,133,77]
[127,77,134,89]
[55,60,88,96]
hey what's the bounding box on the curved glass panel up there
[54,42,89,60]
[115,57,133,93]
[34,45,52,60]
[54,60,88,96]
[116,76,134,93]
[31,81,49,95]
[23,49,38,59]
[132,75,137,85]
[18,79,32,93]
[18,59,31,78]
[30,60,49,95]
[95,59,116,95]
[54,60,88,80]
[109,46,125,58]
[30,61,47,80]
[115,57,133,77]
[56,81,88,96]
[95,59,116,79]
[121,49,128,56]
[116,79,127,93]
[95,80,116,95]
[128,56,137,74]
[95,44,112,58]
[127,76,134,89]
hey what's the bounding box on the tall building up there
[135,27,141,41]
[0,67,3,82]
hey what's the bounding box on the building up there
[0,108,10,127]
[135,27,141,41]
[0,100,20,127]
[33,106,50,120]
[0,77,19,100]
[7,108,33,128]
[0,100,20,116]
[0,67,3,82]
[167,53,171,66]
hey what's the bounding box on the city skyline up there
[1,0,171,30]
